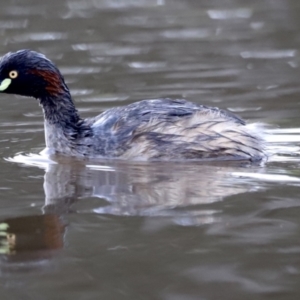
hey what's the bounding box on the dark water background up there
[1,0,300,299]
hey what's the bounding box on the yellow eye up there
[9,70,18,79]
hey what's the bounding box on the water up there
[1,0,300,299]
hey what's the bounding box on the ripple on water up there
[161,28,212,40]
[207,8,253,19]
[11,32,68,43]
[67,0,166,11]
[0,20,28,29]
[240,50,297,59]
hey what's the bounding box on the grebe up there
[0,50,265,161]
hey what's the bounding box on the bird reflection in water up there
[0,214,65,261]
[1,155,262,262]
[41,157,259,222]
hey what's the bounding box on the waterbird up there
[0,50,266,161]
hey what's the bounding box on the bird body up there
[0,50,266,161]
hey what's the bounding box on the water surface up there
[1,0,300,299]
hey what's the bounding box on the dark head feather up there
[0,49,68,98]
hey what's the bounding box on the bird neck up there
[39,91,93,154]
[39,91,81,127]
